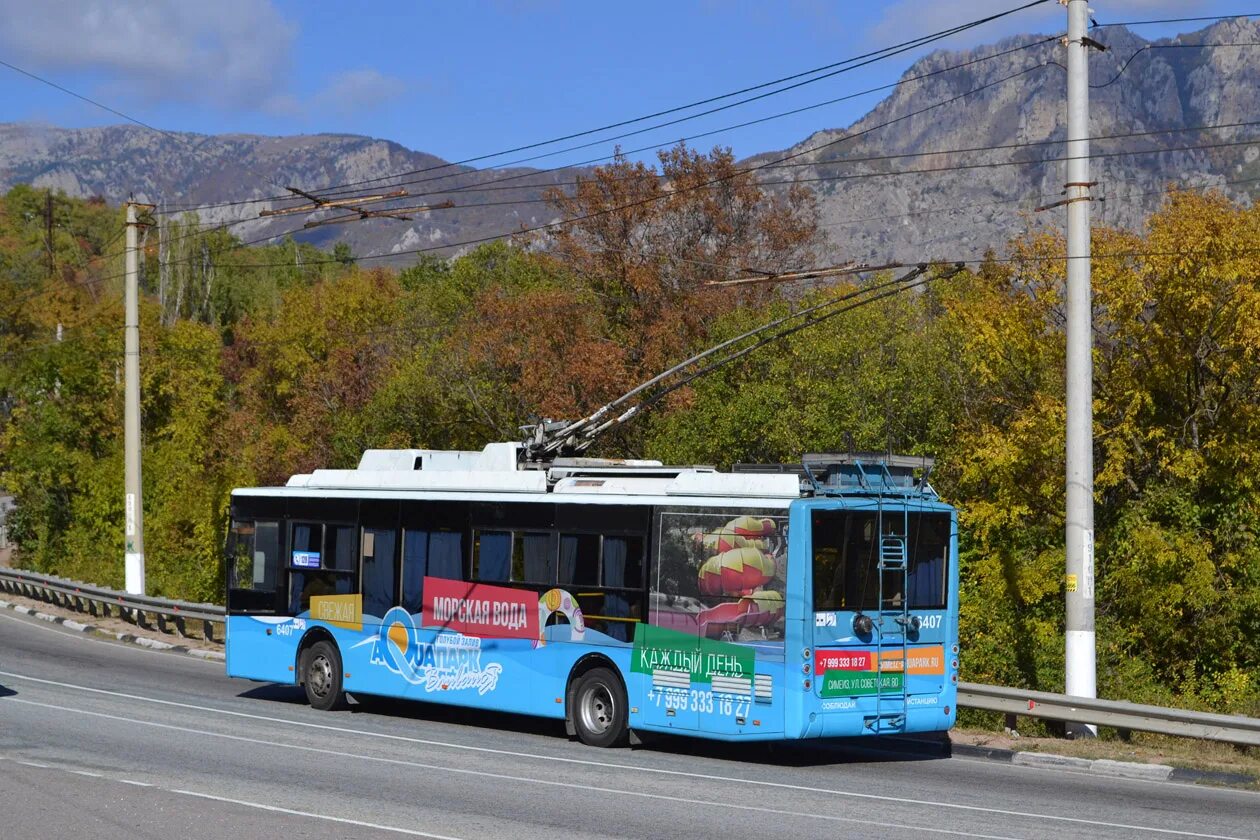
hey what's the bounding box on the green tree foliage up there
[649,192,1260,715]
[0,174,1256,716]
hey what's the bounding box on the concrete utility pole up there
[124,201,153,595]
[45,191,54,279]
[1063,0,1097,736]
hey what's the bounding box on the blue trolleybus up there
[225,442,958,747]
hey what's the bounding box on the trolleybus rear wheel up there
[571,667,628,748]
[302,640,346,711]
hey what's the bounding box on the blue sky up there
[0,1,1245,167]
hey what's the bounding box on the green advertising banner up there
[820,671,904,697]
[631,624,754,684]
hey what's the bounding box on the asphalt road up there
[1,609,1257,840]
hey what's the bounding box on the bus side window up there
[361,527,397,620]
[228,521,256,590]
[600,535,644,642]
[401,529,428,614]
[327,525,357,576]
[288,522,358,614]
[558,534,599,586]
[255,522,280,587]
[400,529,464,615]
[518,532,553,583]
[473,530,512,582]
[473,531,553,584]
[227,519,281,613]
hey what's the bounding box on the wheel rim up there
[308,654,334,699]
[579,683,614,735]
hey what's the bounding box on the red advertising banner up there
[814,645,947,676]
[814,649,874,675]
[421,576,539,640]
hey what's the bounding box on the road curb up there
[949,740,1255,787]
[0,597,225,662]
[1012,751,1094,771]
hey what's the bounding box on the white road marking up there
[171,789,467,840]
[2,744,463,839]
[6,666,1255,810]
[0,611,218,663]
[7,695,1248,840]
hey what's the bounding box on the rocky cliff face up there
[1,20,1257,265]
[0,124,580,262]
[767,19,1260,263]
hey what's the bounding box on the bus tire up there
[571,667,628,748]
[302,640,346,711]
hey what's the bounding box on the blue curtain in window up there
[478,531,511,582]
[558,535,578,584]
[603,537,629,641]
[429,531,463,580]
[363,529,396,620]
[288,572,306,614]
[603,537,627,588]
[908,554,944,607]
[402,530,429,614]
[293,524,315,561]
[331,526,356,572]
[523,533,551,582]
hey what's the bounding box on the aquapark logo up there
[364,607,502,695]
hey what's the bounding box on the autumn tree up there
[545,143,824,379]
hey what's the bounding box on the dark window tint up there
[227,520,283,613]
[572,591,642,643]
[362,527,397,619]
[289,570,354,614]
[559,534,600,586]
[812,510,950,611]
[520,532,553,583]
[327,525,356,572]
[287,521,357,615]
[602,535,643,589]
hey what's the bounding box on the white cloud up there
[0,0,407,120]
[0,0,297,109]
[866,0,1216,48]
[312,69,408,117]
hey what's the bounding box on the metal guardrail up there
[959,681,1260,747]
[0,566,224,643]
[2,566,1258,746]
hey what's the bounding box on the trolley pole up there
[123,200,152,595]
[1063,0,1097,736]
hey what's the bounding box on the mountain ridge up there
[2,20,1258,264]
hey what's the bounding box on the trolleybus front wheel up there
[571,667,628,748]
[302,640,346,711]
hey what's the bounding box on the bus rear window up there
[812,511,949,612]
